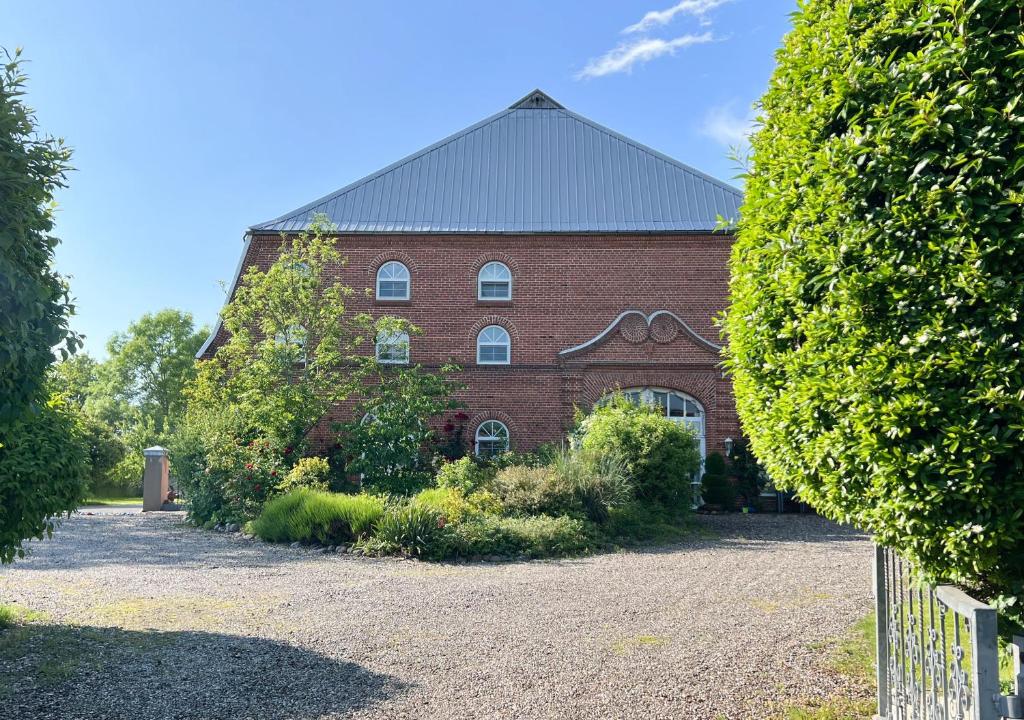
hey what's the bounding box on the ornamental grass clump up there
[252,489,384,545]
[724,0,1024,612]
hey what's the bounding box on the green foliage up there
[193,219,375,452]
[98,309,207,434]
[491,465,576,517]
[0,48,78,428]
[47,355,98,409]
[435,457,495,494]
[437,515,596,559]
[252,489,384,545]
[77,415,127,495]
[701,473,735,509]
[704,452,726,476]
[723,0,1024,610]
[576,394,702,508]
[602,501,691,543]
[728,437,766,502]
[365,503,444,557]
[0,395,89,563]
[338,363,462,495]
[411,486,502,523]
[549,447,633,523]
[276,456,330,493]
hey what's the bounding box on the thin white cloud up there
[576,33,714,79]
[701,101,756,147]
[623,0,731,34]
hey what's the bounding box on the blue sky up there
[5,0,794,357]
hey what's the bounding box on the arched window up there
[274,324,307,363]
[376,261,410,300]
[478,262,512,300]
[475,420,509,458]
[375,331,410,364]
[476,325,510,365]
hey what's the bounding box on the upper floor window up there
[375,331,410,364]
[478,261,512,300]
[376,261,410,300]
[477,325,510,365]
[475,420,509,458]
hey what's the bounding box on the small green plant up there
[276,456,330,494]
[251,489,384,544]
[701,473,735,509]
[411,486,502,523]
[549,447,633,523]
[367,503,444,557]
[435,456,495,494]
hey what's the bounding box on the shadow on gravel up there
[0,622,408,720]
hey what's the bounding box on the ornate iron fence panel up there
[875,545,1023,720]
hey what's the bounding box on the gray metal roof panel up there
[251,90,741,234]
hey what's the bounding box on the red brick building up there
[198,90,741,473]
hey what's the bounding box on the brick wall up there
[202,232,738,456]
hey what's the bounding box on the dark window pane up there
[378,280,408,298]
[480,281,510,298]
[479,345,508,362]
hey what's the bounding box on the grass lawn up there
[80,497,143,506]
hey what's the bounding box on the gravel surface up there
[0,512,873,719]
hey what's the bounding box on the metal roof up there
[251,90,741,234]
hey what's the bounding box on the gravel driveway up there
[0,512,873,719]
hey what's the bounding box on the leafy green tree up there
[97,309,206,433]
[338,363,463,495]
[48,354,98,409]
[0,48,77,427]
[0,48,86,562]
[0,395,89,562]
[724,1,1024,608]
[192,219,375,449]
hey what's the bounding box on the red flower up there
[284,446,293,455]
[270,470,278,477]
[254,484,262,492]
[443,422,454,433]
[245,463,253,470]
[437,517,446,529]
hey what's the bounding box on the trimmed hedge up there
[724,0,1024,608]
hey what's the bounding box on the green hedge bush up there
[252,489,384,545]
[437,515,596,559]
[576,394,701,508]
[276,456,330,494]
[724,0,1024,609]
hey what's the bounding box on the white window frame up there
[375,331,410,365]
[474,420,510,457]
[476,325,511,365]
[477,261,512,301]
[376,261,410,300]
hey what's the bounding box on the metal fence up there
[874,545,1023,719]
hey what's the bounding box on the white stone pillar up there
[142,446,169,512]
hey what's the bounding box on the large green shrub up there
[435,457,495,494]
[78,415,127,496]
[0,396,89,562]
[411,487,502,523]
[576,394,701,508]
[366,503,444,557]
[724,1,1024,607]
[252,490,384,545]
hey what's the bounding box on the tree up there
[724,1,1024,610]
[192,218,376,449]
[48,354,98,409]
[98,309,207,433]
[0,48,85,562]
[0,395,89,562]
[338,363,463,495]
[0,48,77,426]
